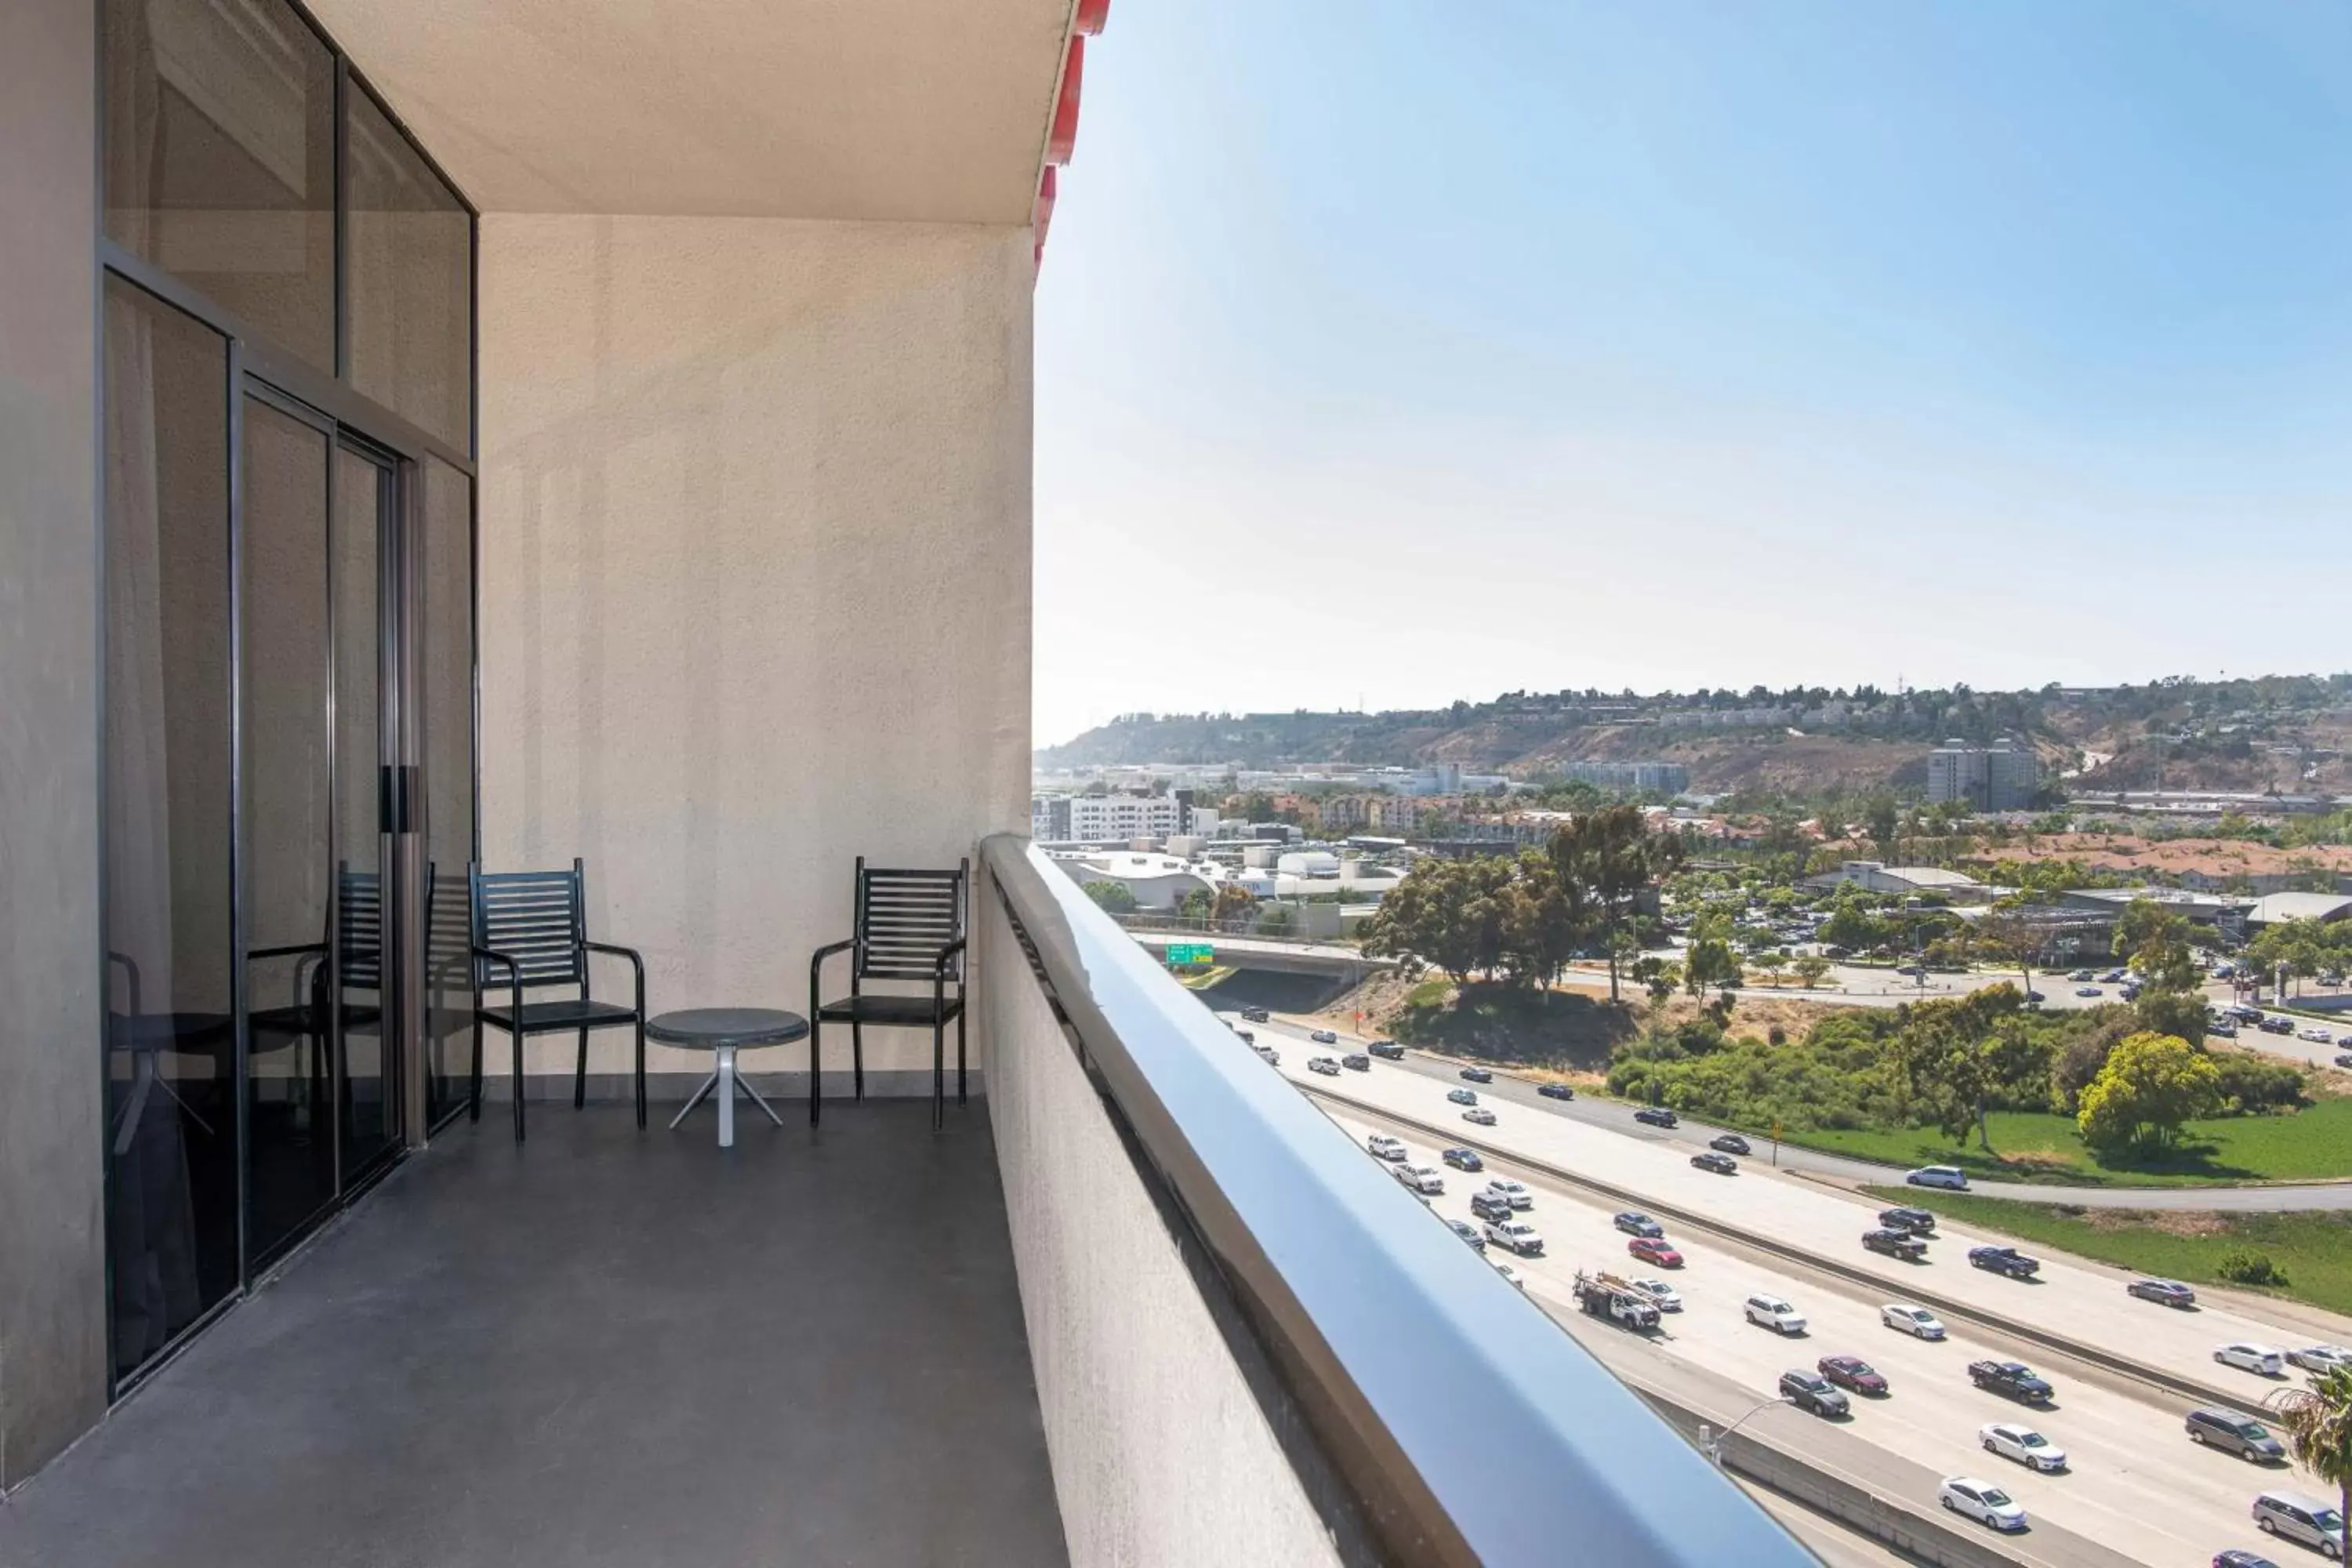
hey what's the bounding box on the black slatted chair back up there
[472,858,588,991]
[426,862,472,976]
[856,859,967,982]
[337,866,384,992]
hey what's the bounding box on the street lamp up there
[1697,1395,1791,1468]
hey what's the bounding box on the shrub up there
[2210,1055,2306,1114]
[1767,1025,1788,1046]
[2216,1247,2289,1287]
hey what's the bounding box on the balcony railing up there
[976,833,1812,1566]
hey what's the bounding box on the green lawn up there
[1784,1100,2352,1188]
[1857,1185,2352,1319]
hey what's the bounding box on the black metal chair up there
[469,858,647,1142]
[245,864,382,1147]
[808,858,967,1131]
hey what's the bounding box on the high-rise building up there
[1927,739,2039,811]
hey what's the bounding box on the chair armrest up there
[932,938,967,978]
[471,946,523,982]
[810,936,858,1003]
[583,940,646,1007]
[248,942,328,964]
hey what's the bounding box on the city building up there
[0,0,1804,1562]
[1557,760,1691,794]
[1926,738,2039,811]
[1032,795,1074,840]
[1802,862,1997,903]
[1063,793,1214,842]
[2245,891,2352,929]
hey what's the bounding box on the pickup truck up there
[1969,1246,2041,1279]
[1969,1360,2054,1403]
[1573,1271,1661,1331]
[1861,1228,1926,1261]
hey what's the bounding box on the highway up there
[1219,1011,2352,1567]
[1369,1044,2352,1214]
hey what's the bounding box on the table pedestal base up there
[668,1046,786,1148]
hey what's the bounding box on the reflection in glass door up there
[336,447,401,1182]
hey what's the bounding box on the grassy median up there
[1795,1101,2352,1188]
[1858,1185,2352,1319]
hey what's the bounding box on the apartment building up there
[1926,737,2041,811]
[0,1,1798,1563]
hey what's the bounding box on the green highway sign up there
[1167,942,1214,965]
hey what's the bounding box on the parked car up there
[1864,1228,1927,1261]
[1878,1207,1936,1236]
[1309,1029,1338,1044]
[2069,970,2094,982]
[1459,1065,1493,1083]
[1446,1087,1479,1105]
[1744,1295,1808,1335]
[1613,1211,1664,1238]
[2074,985,2103,998]
[1469,1192,1514,1224]
[1882,1303,1946,1339]
[1969,1245,2041,1279]
[1710,1133,1751,1155]
[1446,1218,1485,1251]
[1440,1146,1483,1172]
[1633,1105,1679,1128]
[1366,1040,1405,1059]
[2298,1026,2334,1044]
[2024,989,2046,1004]
[1632,1278,1682,1312]
[1940,1476,2028,1534]
[2100,969,2128,984]
[1537,1082,1575,1101]
[1907,1165,1969,1190]
[2261,1016,2296,1035]
[1628,1236,1683,1269]
[1484,1219,1544,1257]
[1969,1360,2054,1404]
[1392,1163,1444,1195]
[1690,1151,1739,1176]
[1818,1356,1888,1396]
[2209,1020,2240,1039]
[2216,1342,2287,1377]
[1462,1106,1497,1127]
[2252,1492,2345,1559]
[2336,1053,2352,1070]
[1366,1134,1407,1162]
[2288,1345,2352,1374]
[2187,1406,2287,1463]
[1981,1422,2068,1473]
[2129,1278,2198,1308]
[1780,1370,1849,1418]
[1308,1056,1341,1076]
[1472,1179,1525,1211]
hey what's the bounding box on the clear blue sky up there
[1033,1,2352,746]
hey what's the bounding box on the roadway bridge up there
[1125,931,1397,980]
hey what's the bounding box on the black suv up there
[1469,1192,1514,1224]
[1240,1007,1271,1023]
[1862,1228,1926,1261]
[1537,1083,1575,1101]
[1341,1053,1370,1072]
[2185,1406,2285,1462]
[1777,1370,1849,1418]
[1878,1207,1936,1236]
[1634,1106,1679,1129]
[1367,1040,1406,1059]
[1969,1360,2053,1404]
[1459,1065,1494,1083]
[1969,1245,2041,1279]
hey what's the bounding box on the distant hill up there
[1038,676,2352,800]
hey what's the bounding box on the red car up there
[1628,1236,1683,1269]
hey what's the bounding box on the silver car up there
[2254,1492,2346,1559]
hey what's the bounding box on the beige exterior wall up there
[475,215,1033,1087]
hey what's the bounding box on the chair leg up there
[468,1023,484,1122]
[574,1025,589,1109]
[634,1018,647,1130]
[513,1030,527,1144]
[808,1017,823,1127]
[851,1022,865,1102]
[933,1021,946,1132]
[957,1007,968,1106]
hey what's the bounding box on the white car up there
[1940,1476,2027,1533]
[1484,1179,1532,1210]
[1906,1165,1969,1190]
[1462,1106,1498,1127]
[2288,1345,2352,1374]
[1485,1220,1544,1257]
[1744,1294,1807,1335]
[2299,1026,2333,1044]
[1632,1278,1683,1312]
[1491,1260,1525,1289]
[2216,1342,2287,1377]
[1392,1163,1444,1196]
[1366,1134,1407,1162]
[1882,1304,1947,1340]
[1980,1423,2068,1473]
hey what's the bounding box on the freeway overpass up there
[1125,931,1398,979]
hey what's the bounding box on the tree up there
[1683,933,1741,998]
[1635,956,1680,1007]
[1818,898,1886,955]
[1752,950,1789,988]
[1864,796,1900,859]
[1210,882,1258,928]
[1357,855,1513,983]
[1081,880,1137,916]
[1549,804,1682,1004]
[1790,954,1833,990]
[2114,898,2188,961]
[2075,1031,2221,1157]
[2266,1364,2352,1568]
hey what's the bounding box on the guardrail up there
[982,834,1813,1568]
[1300,1083,2251,1414]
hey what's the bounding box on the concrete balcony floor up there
[0,1098,1068,1567]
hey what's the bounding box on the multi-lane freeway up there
[1225,1011,2352,1568]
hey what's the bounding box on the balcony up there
[0,836,1807,1566]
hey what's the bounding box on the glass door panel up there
[420,458,476,1126]
[335,447,400,1181]
[240,394,338,1264]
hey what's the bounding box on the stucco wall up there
[476,215,1033,1089]
[976,885,1344,1566]
[0,0,106,1487]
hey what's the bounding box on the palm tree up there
[2267,1365,2352,1557]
